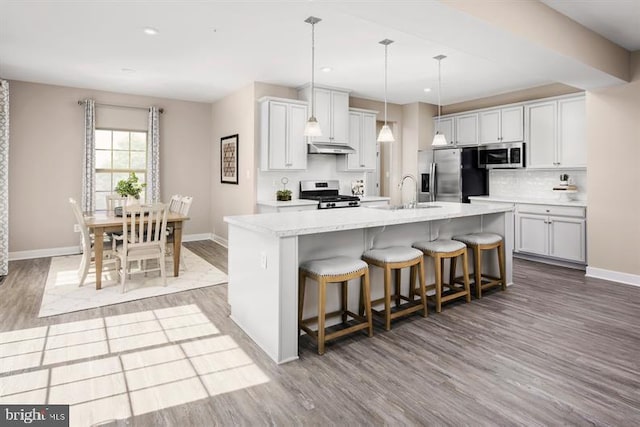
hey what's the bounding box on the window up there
[94,129,147,210]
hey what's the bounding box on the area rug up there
[39,248,227,317]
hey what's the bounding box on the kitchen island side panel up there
[227,224,299,363]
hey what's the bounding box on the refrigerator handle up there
[429,163,436,202]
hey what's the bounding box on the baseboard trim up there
[9,233,217,261]
[212,234,228,248]
[514,252,586,271]
[9,246,80,261]
[182,233,213,243]
[586,266,640,287]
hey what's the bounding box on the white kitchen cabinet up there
[558,97,586,167]
[515,203,586,263]
[433,116,455,146]
[259,97,308,171]
[339,109,377,171]
[455,113,478,146]
[479,106,524,144]
[526,100,557,168]
[298,86,350,145]
[526,95,586,169]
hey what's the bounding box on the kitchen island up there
[224,202,514,364]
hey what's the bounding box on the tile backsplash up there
[489,169,587,201]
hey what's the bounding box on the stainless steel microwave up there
[478,142,525,169]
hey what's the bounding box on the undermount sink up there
[368,204,443,210]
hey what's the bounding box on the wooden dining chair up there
[106,194,127,215]
[167,195,193,271]
[116,203,168,293]
[69,198,119,287]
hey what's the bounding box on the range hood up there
[307,143,355,154]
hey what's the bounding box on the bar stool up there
[452,233,506,299]
[412,239,471,313]
[299,256,373,355]
[361,246,427,331]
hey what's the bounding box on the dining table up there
[84,210,190,290]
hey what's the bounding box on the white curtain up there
[147,107,160,202]
[81,99,96,212]
[0,80,9,277]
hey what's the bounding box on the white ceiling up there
[0,0,636,105]
[541,0,640,51]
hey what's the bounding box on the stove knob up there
[328,203,335,208]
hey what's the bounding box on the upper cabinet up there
[298,86,350,145]
[338,109,377,171]
[526,95,585,168]
[479,106,524,144]
[454,113,478,146]
[259,97,308,171]
[433,116,455,146]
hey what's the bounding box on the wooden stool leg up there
[461,250,471,303]
[434,255,443,313]
[394,268,402,307]
[317,278,327,355]
[362,270,373,337]
[418,257,428,317]
[384,265,392,331]
[473,246,482,299]
[341,280,348,322]
[409,264,417,300]
[498,242,507,291]
[450,256,457,289]
[298,270,306,334]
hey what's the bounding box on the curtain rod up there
[77,100,164,114]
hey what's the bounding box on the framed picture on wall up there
[221,134,239,184]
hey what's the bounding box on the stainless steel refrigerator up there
[418,147,488,203]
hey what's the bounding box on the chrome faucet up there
[399,174,418,208]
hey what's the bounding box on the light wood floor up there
[1,241,639,426]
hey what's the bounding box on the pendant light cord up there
[311,21,315,117]
[437,57,442,133]
[384,43,388,126]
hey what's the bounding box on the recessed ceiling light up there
[143,27,159,35]
[424,88,432,93]
[321,66,333,73]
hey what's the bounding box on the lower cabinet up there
[515,204,586,264]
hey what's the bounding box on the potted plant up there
[276,189,292,201]
[115,172,146,202]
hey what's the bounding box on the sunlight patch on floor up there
[0,304,270,427]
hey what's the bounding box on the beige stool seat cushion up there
[412,239,466,254]
[452,232,502,246]
[362,246,423,264]
[300,256,368,277]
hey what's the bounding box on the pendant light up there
[432,54,448,147]
[304,16,322,137]
[377,39,395,142]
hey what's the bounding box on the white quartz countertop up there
[225,202,513,237]
[257,196,390,207]
[256,199,318,207]
[468,196,587,208]
[358,196,391,202]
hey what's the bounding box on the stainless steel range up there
[300,180,361,209]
